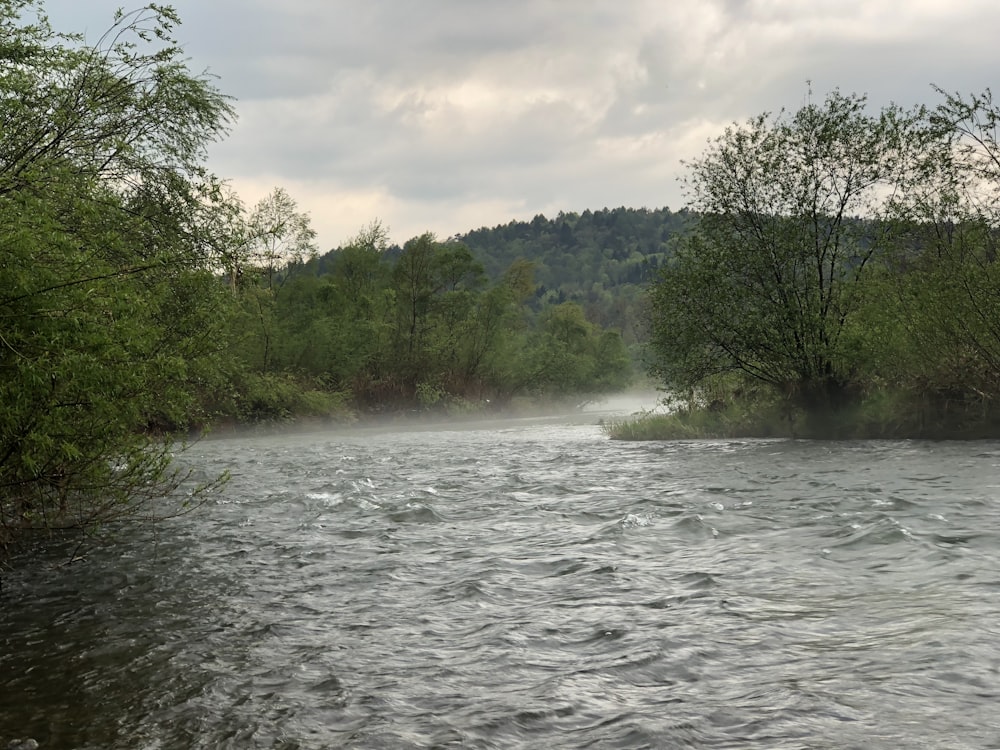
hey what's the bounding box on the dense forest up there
[231,222,634,421]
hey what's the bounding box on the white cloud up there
[39,0,1000,248]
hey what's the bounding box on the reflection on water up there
[3,418,1000,748]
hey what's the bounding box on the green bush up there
[229,373,353,424]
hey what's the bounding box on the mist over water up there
[3,411,1000,748]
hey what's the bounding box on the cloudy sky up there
[41,0,1000,250]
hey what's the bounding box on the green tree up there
[488,302,631,401]
[314,221,394,391]
[390,233,485,392]
[225,187,317,373]
[0,3,235,556]
[883,88,1000,403]
[648,90,928,411]
[455,258,536,396]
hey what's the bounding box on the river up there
[2,406,1000,748]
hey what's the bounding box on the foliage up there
[0,3,234,556]
[233,231,635,413]
[604,384,1000,440]
[885,88,1000,398]
[303,207,691,346]
[641,85,1000,437]
[215,186,318,295]
[225,372,353,424]
[647,91,930,413]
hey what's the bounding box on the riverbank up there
[602,389,1000,440]
[194,391,666,440]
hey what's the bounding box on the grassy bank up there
[603,389,1000,440]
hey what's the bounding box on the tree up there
[390,233,485,391]
[0,3,235,557]
[488,302,631,401]
[218,186,317,295]
[331,220,392,308]
[865,88,1000,408]
[310,221,394,390]
[224,187,317,372]
[647,90,928,411]
[455,258,536,395]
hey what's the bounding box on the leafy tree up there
[882,88,1000,402]
[0,3,235,556]
[224,187,317,372]
[486,302,631,402]
[217,186,317,295]
[390,233,486,392]
[647,91,928,410]
[331,221,392,308]
[454,258,536,396]
[310,221,394,390]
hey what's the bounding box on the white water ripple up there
[2,425,1000,748]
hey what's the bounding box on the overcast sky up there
[41,0,1000,250]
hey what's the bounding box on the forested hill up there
[462,207,695,340]
[311,206,694,341]
[458,206,691,289]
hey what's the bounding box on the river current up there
[2,407,1000,749]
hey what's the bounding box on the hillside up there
[458,206,692,341]
[309,206,694,344]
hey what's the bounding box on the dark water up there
[3,411,1000,749]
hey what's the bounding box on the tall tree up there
[881,88,1000,401]
[390,233,485,391]
[226,187,317,372]
[648,90,928,410]
[0,3,235,556]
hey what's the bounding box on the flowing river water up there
[2,404,1000,749]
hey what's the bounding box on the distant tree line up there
[457,206,695,344]
[225,223,633,421]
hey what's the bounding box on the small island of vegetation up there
[608,87,1000,441]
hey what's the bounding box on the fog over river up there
[2,402,1000,748]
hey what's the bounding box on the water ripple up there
[3,427,1000,748]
